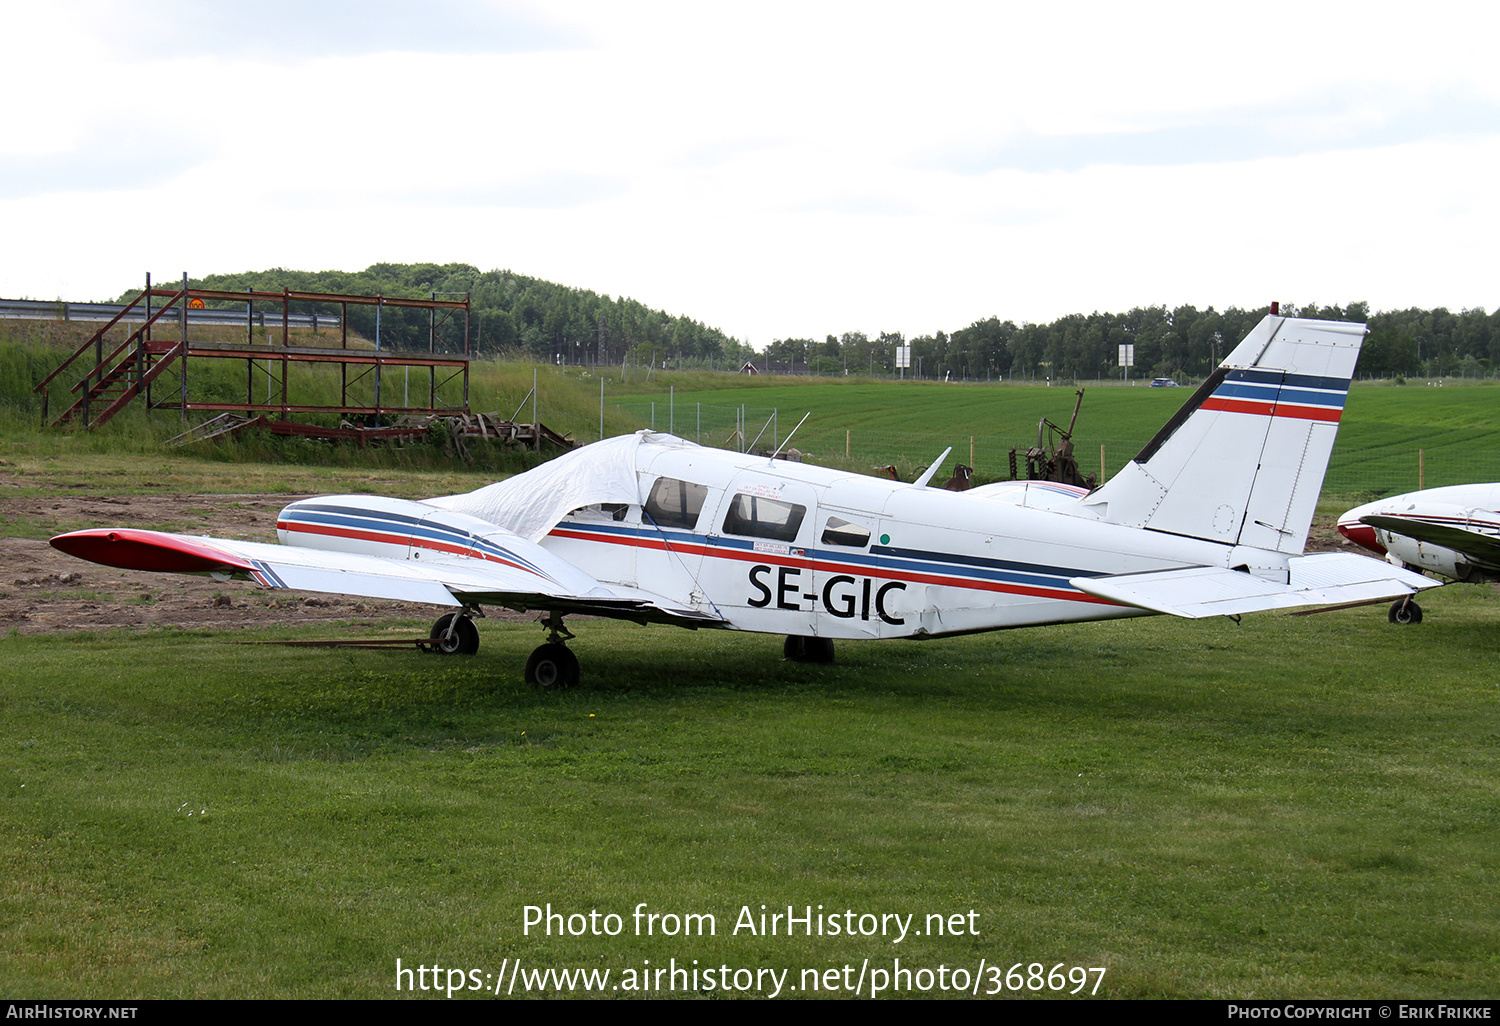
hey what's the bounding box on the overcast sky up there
[4,1,1498,347]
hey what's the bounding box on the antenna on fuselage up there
[769,412,811,463]
[745,414,775,453]
[911,447,954,489]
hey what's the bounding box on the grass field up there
[603,374,1500,498]
[4,339,1500,999]
[3,588,1497,998]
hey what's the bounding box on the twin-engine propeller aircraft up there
[1338,484,1500,623]
[52,313,1435,688]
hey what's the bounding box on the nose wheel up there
[525,643,580,688]
[784,635,835,663]
[526,611,580,688]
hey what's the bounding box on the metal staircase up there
[33,274,473,430]
[34,280,189,430]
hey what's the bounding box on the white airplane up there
[51,313,1435,688]
[1338,484,1500,623]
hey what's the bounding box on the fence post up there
[1419,448,1425,490]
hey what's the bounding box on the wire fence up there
[610,398,1500,501]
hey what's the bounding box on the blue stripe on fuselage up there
[551,520,1106,594]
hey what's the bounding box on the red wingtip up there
[50,529,255,573]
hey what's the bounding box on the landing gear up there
[1389,598,1424,624]
[525,611,579,688]
[525,643,580,688]
[429,613,480,655]
[784,635,835,663]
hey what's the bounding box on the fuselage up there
[277,440,1294,640]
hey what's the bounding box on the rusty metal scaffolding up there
[35,273,472,429]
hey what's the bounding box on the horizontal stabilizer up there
[1069,552,1436,618]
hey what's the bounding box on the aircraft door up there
[708,477,819,634]
[814,507,900,639]
[637,474,711,610]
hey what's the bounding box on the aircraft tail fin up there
[1081,315,1364,554]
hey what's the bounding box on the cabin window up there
[722,493,807,542]
[566,503,630,523]
[821,516,871,548]
[644,478,708,530]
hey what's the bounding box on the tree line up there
[126,266,1496,381]
[127,264,755,368]
[764,303,1500,382]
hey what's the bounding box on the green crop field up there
[8,320,1499,500]
[2,590,1498,998]
[602,373,1500,500]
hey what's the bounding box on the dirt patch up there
[1305,513,1356,554]
[0,493,532,637]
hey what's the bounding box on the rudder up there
[1081,315,1364,555]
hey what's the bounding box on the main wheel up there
[1388,599,1424,625]
[783,635,835,663]
[429,613,480,655]
[525,643,579,688]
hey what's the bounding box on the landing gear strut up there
[526,612,579,688]
[784,635,835,663]
[1389,598,1424,624]
[429,612,480,655]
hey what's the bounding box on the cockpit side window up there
[821,516,871,547]
[722,493,807,542]
[644,477,708,530]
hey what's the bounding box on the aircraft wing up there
[1068,552,1437,619]
[1360,514,1500,569]
[49,528,724,627]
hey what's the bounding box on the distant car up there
[1150,377,1180,387]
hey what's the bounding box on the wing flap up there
[1070,552,1436,618]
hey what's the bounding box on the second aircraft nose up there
[1336,517,1386,555]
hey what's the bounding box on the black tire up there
[430,613,480,655]
[1388,599,1424,625]
[525,643,579,688]
[783,635,835,663]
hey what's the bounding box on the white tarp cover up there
[425,431,692,542]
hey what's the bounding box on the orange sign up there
[188,298,205,309]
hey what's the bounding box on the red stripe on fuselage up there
[546,527,1118,606]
